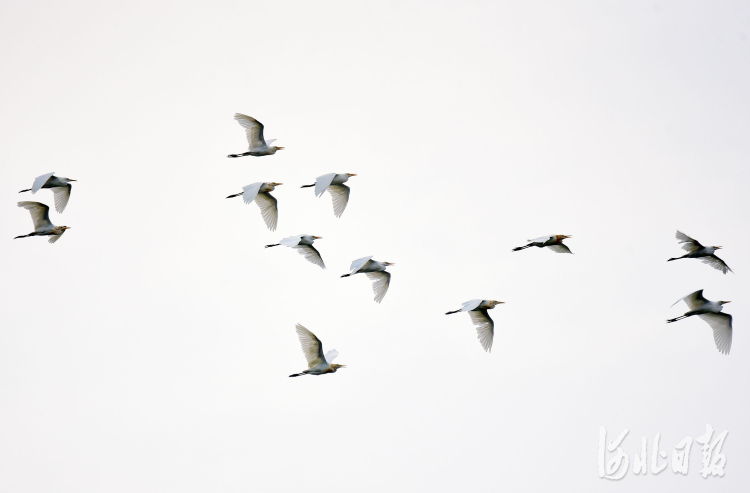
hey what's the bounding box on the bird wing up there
[295,324,326,368]
[293,244,326,269]
[327,184,350,217]
[51,184,72,213]
[349,256,373,274]
[314,173,337,197]
[255,192,278,231]
[698,313,732,355]
[365,271,391,303]
[461,299,484,312]
[48,231,65,244]
[547,243,572,254]
[675,230,703,252]
[671,289,708,310]
[18,201,52,230]
[468,309,494,352]
[324,349,339,364]
[241,182,263,205]
[31,172,55,193]
[529,235,553,243]
[701,255,733,274]
[234,113,266,150]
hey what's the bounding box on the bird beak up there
[716,246,722,249]
[722,301,731,304]
[63,226,71,230]
[385,262,395,266]
[276,147,285,150]
[348,173,357,176]
[275,183,283,186]
[313,236,322,239]
[69,179,77,182]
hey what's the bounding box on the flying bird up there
[227,113,284,157]
[446,300,504,352]
[668,230,732,274]
[513,235,573,253]
[341,256,394,303]
[226,182,282,231]
[667,289,732,355]
[265,235,325,269]
[14,201,70,243]
[18,172,75,213]
[289,324,345,377]
[301,173,357,217]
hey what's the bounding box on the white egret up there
[226,182,282,231]
[341,256,394,303]
[668,230,732,274]
[446,300,504,352]
[14,201,70,243]
[667,290,732,355]
[19,172,75,213]
[289,324,345,377]
[301,173,357,217]
[513,235,572,253]
[265,235,325,269]
[227,113,284,158]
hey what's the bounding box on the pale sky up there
[1,1,749,491]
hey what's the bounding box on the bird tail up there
[513,244,532,251]
[265,243,280,248]
[226,192,243,199]
[340,273,351,278]
[300,184,315,188]
[227,152,251,158]
[445,309,460,315]
[18,188,31,193]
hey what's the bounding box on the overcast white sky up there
[1,1,749,491]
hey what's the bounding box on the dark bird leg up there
[513,244,533,251]
[667,255,686,262]
[445,309,461,315]
[227,152,252,158]
[226,192,243,199]
[13,234,30,239]
[265,243,280,248]
[666,315,689,323]
[18,188,31,193]
[300,184,315,188]
[289,373,304,377]
[340,273,351,278]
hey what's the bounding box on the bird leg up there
[667,255,686,262]
[226,192,243,199]
[512,244,533,251]
[340,273,351,278]
[666,315,689,323]
[265,243,280,248]
[300,184,315,188]
[227,152,252,158]
[445,309,461,315]
[13,234,31,239]
[18,188,32,193]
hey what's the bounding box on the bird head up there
[347,173,357,177]
[270,182,283,187]
[489,300,504,308]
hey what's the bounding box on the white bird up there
[341,256,394,303]
[301,173,357,217]
[289,324,345,377]
[446,300,504,352]
[19,172,75,213]
[14,201,70,243]
[513,234,573,253]
[226,182,282,231]
[668,230,732,274]
[667,290,732,355]
[227,113,284,157]
[265,235,325,269]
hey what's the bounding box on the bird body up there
[513,234,572,253]
[667,289,732,354]
[446,299,504,352]
[19,172,75,213]
[668,231,732,274]
[301,173,356,217]
[265,234,325,269]
[226,182,282,231]
[289,324,344,377]
[227,113,284,157]
[14,201,70,243]
[341,256,394,303]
